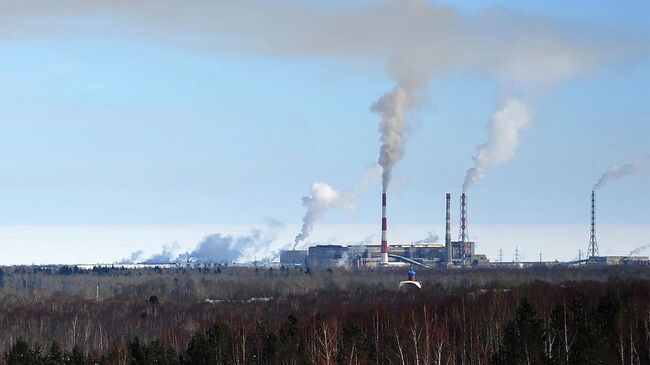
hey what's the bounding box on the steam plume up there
[294,182,353,249]
[293,165,380,249]
[593,154,650,189]
[119,250,143,264]
[133,226,281,264]
[372,86,411,192]
[142,243,180,264]
[463,99,531,191]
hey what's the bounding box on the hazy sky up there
[0,1,648,263]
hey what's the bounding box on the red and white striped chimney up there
[381,193,388,264]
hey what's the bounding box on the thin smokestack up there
[381,193,388,264]
[445,193,452,268]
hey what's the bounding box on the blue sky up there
[0,0,648,237]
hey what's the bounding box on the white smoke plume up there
[293,165,380,249]
[294,182,353,249]
[177,233,244,264]
[463,99,531,191]
[119,250,143,264]
[593,154,650,190]
[133,226,281,264]
[142,243,180,264]
[372,86,411,192]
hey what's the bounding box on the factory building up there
[305,245,350,267]
[279,250,308,267]
[586,256,649,266]
[280,241,489,269]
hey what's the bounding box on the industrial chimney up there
[445,193,452,268]
[381,193,388,264]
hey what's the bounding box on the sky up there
[0,0,648,263]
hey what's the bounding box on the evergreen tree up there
[493,298,547,365]
[277,313,308,364]
[46,341,65,365]
[129,337,178,365]
[337,322,369,365]
[567,293,598,364]
[182,332,214,365]
[5,338,44,365]
[594,291,621,364]
[250,321,276,364]
[182,323,232,365]
[64,346,84,365]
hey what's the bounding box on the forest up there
[0,265,647,364]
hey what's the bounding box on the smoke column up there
[294,182,353,249]
[463,99,531,191]
[292,165,379,250]
[372,86,411,193]
[593,154,650,189]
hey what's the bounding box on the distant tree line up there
[0,266,647,364]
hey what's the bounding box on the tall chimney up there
[445,193,452,268]
[381,193,388,264]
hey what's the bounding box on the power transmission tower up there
[459,193,468,260]
[498,247,503,263]
[514,246,519,264]
[587,190,599,264]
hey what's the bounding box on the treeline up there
[0,266,647,364]
[1,264,646,302]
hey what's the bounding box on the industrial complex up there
[280,191,648,269]
[282,192,490,269]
